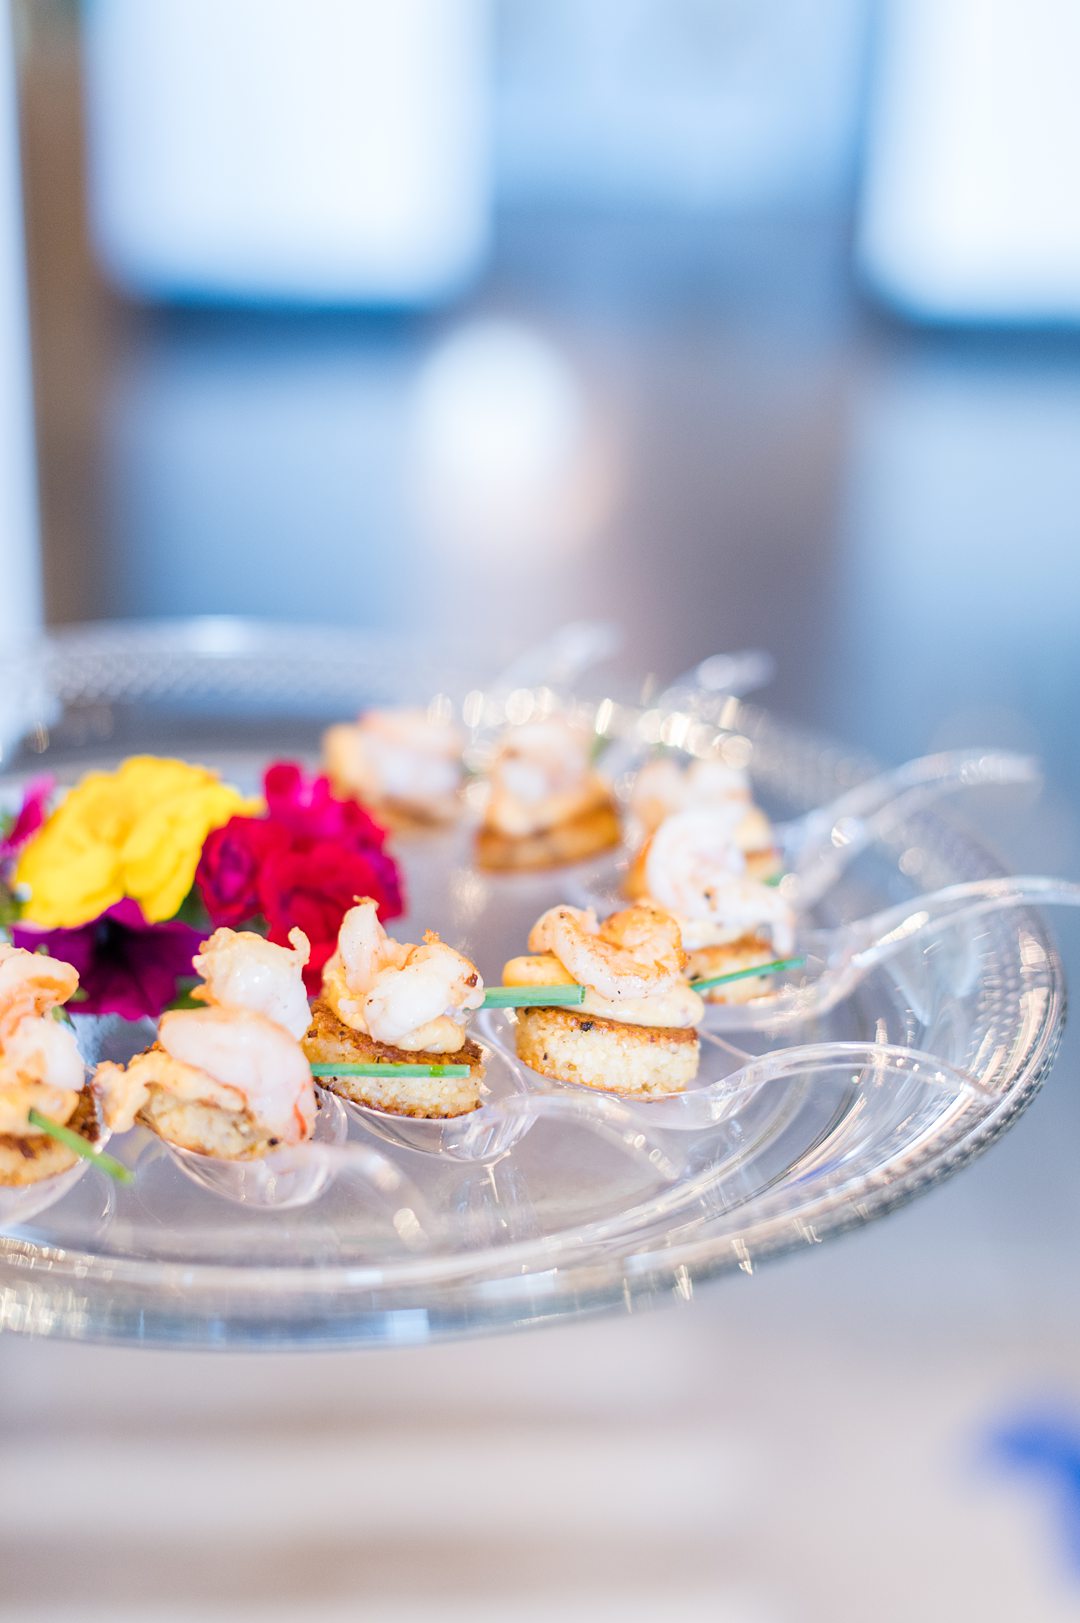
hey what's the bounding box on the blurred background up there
[2,1,1080,1618]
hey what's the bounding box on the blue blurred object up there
[989,1412,1080,1573]
[495,0,869,211]
[858,0,1080,323]
[82,0,492,307]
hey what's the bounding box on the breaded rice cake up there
[514,1005,698,1100]
[305,997,484,1118]
[684,933,784,1003]
[477,799,621,872]
[0,1089,102,1187]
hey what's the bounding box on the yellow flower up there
[14,755,257,928]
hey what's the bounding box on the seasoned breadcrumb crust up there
[304,997,484,1118]
[105,1040,287,1161]
[136,1089,277,1160]
[684,934,781,1003]
[514,1005,698,1099]
[476,799,621,872]
[0,1089,103,1187]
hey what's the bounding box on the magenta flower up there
[0,776,54,863]
[263,761,387,849]
[13,898,203,1020]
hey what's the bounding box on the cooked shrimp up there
[644,810,747,913]
[324,708,463,815]
[94,1047,245,1137]
[0,945,85,1137]
[485,716,608,837]
[631,756,751,833]
[0,1019,86,1135]
[2,1014,85,1094]
[334,898,408,985]
[364,938,484,1052]
[95,1007,315,1143]
[0,944,79,1041]
[160,1008,314,1142]
[644,810,795,953]
[496,718,588,802]
[193,927,311,1039]
[323,899,484,1053]
[528,903,685,1001]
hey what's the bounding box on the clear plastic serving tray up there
[0,621,1065,1349]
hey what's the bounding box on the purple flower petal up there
[14,900,203,1020]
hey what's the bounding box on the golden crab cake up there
[503,902,703,1098]
[304,997,484,1119]
[685,934,787,1004]
[0,1089,102,1188]
[136,1086,282,1160]
[93,1042,300,1162]
[136,1094,277,1159]
[513,1005,698,1100]
[476,797,621,872]
[356,799,449,836]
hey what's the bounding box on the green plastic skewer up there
[482,985,586,1009]
[689,954,806,994]
[27,1108,134,1184]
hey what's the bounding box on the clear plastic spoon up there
[321,1039,681,1178]
[486,619,622,700]
[700,874,1080,1034]
[648,648,776,718]
[477,1005,988,1132]
[462,620,622,771]
[0,1151,102,1229]
[598,649,775,781]
[573,748,1039,917]
[163,1092,435,1239]
[776,748,1040,907]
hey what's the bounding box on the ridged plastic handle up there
[703,874,1079,1034]
[782,749,1040,906]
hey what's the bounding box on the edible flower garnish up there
[14,900,203,1021]
[14,756,255,928]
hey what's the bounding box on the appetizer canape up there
[304,898,486,1119]
[323,708,464,830]
[93,929,316,1158]
[502,902,703,1099]
[628,810,796,1002]
[0,945,102,1186]
[477,716,620,871]
[629,756,780,880]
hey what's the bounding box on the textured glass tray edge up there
[0,627,1067,1347]
[0,838,1064,1351]
[0,1011,1064,1355]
